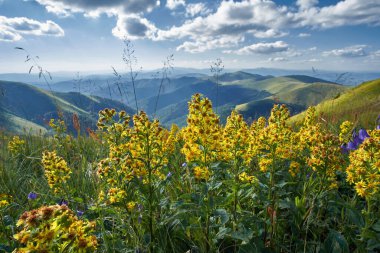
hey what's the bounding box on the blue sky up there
[0,0,380,73]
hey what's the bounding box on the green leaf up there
[324,230,349,253]
[231,227,253,242]
[214,209,229,225]
[372,220,380,232]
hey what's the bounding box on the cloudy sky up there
[1,0,380,73]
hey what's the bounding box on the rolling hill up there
[289,78,380,128]
[0,72,347,131]
[0,81,134,134]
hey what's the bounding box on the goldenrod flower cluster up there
[13,205,97,252]
[346,129,380,198]
[49,118,67,136]
[249,105,293,172]
[97,108,130,145]
[97,110,171,204]
[8,136,25,155]
[0,200,9,208]
[181,94,221,165]
[221,110,250,162]
[295,107,344,183]
[339,120,354,143]
[181,94,222,180]
[42,151,72,194]
[238,172,258,184]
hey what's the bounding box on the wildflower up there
[346,127,380,198]
[193,166,211,181]
[358,128,370,141]
[42,151,71,195]
[347,141,357,151]
[77,210,84,217]
[59,199,68,206]
[182,162,187,167]
[13,205,97,252]
[127,202,136,211]
[238,172,258,184]
[339,121,354,143]
[166,172,172,179]
[8,136,25,155]
[0,200,9,208]
[27,192,38,200]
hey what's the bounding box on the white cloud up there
[373,50,380,57]
[254,29,288,38]
[298,33,310,37]
[296,0,318,10]
[323,45,368,57]
[0,15,64,42]
[166,0,185,10]
[177,35,243,53]
[268,57,287,62]
[225,41,289,55]
[35,0,159,16]
[296,0,380,28]
[32,0,380,53]
[309,46,317,51]
[185,3,210,17]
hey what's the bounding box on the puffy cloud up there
[254,29,288,38]
[35,0,159,16]
[185,3,211,17]
[296,0,380,28]
[323,45,368,57]
[112,14,158,40]
[225,41,289,55]
[298,33,310,37]
[177,35,243,53]
[166,0,185,10]
[296,0,318,10]
[0,15,64,42]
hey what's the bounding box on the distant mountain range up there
[0,71,354,133]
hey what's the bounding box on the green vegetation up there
[0,80,134,133]
[0,94,379,252]
[290,78,380,128]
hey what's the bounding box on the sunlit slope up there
[289,78,380,128]
[234,77,345,120]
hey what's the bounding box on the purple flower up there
[352,131,362,147]
[340,144,348,154]
[166,172,172,178]
[77,210,84,217]
[182,162,187,167]
[347,141,357,151]
[377,125,380,130]
[58,199,68,206]
[358,128,370,141]
[27,192,38,200]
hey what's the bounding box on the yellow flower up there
[8,136,25,155]
[238,172,258,184]
[339,120,354,143]
[193,166,211,181]
[346,129,380,198]
[0,199,9,208]
[13,205,97,252]
[42,151,72,195]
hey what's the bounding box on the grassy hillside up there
[0,80,134,133]
[289,78,380,128]
[233,76,345,120]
